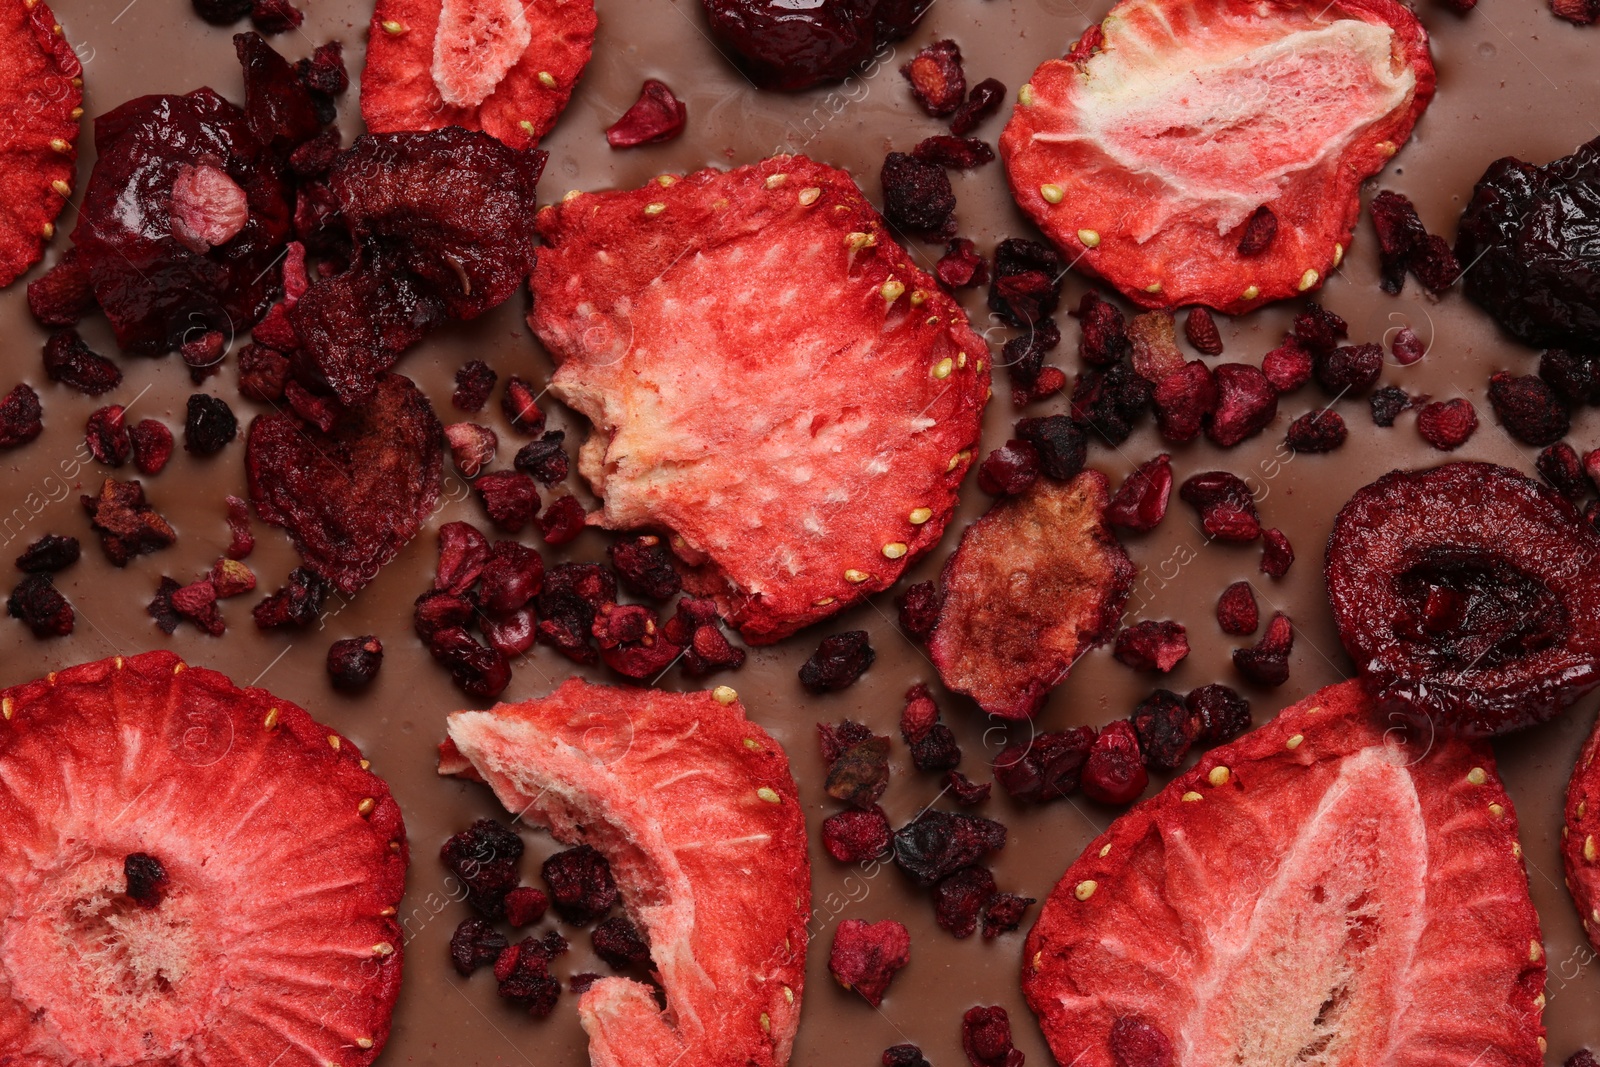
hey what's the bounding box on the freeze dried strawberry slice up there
[530,156,989,644]
[0,0,81,288]
[931,470,1134,719]
[440,678,808,1067]
[1566,716,1600,951]
[361,0,595,150]
[0,651,407,1064]
[246,373,442,595]
[1023,680,1546,1067]
[1000,0,1435,312]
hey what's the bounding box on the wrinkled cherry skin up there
[1327,461,1600,736]
[701,0,930,90]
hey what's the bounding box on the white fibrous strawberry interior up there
[1183,746,1426,1063]
[432,0,532,106]
[1043,11,1414,239]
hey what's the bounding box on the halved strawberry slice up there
[1565,713,1600,951]
[0,0,82,287]
[361,0,596,150]
[1023,680,1546,1067]
[999,0,1435,313]
[0,651,408,1064]
[439,678,809,1067]
[529,155,990,644]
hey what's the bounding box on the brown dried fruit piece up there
[931,471,1134,719]
[81,478,177,565]
[246,373,442,595]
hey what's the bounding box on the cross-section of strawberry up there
[361,0,595,149]
[0,651,408,1065]
[528,155,990,644]
[0,0,81,288]
[1024,680,1546,1067]
[439,678,809,1067]
[1000,0,1435,313]
[1565,714,1600,954]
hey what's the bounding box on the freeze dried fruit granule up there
[830,919,910,1006]
[224,495,254,560]
[208,558,255,598]
[81,478,176,565]
[247,374,443,594]
[430,628,513,698]
[250,0,303,34]
[934,866,997,939]
[1131,688,1199,771]
[1106,454,1172,532]
[963,1004,1025,1067]
[327,635,383,689]
[800,631,876,692]
[1114,621,1189,673]
[1262,336,1313,394]
[884,1045,933,1067]
[1081,720,1148,805]
[235,344,289,403]
[993,727,1096,803]
[1293,304,1348,355]
[362,0,594,149]
[85,406,131,467]
[1234,612,1294,687]
[42,331,121,396]
[27,249,95,328]
[1260,527,1295,577]
[901,39,965,115]
[881,151,957,237]
[981,892,1034,939]
[536,494,586,545]
[1538,443,1588,501]
[170,578,225,636]
[931,472,1134,719]
[978,440,1040,496]
[494,934,566,1016]
[936,238,988,289]
[530,157,988,644]
[1075,291,1129,368]
[1370,384,1413,426]
[183,393,237,456]
[893,810,1007,887]
[898,581,941,642]
[502,885,549,928]
[1127,310,1184,383]
[950,77,1005,136]
[915,137,995,170]
[1416,398,1478,451]
[1285,408,1346,452]
[1488,372,1570,446]
[1015,417,1087,487]
[123,852,169,908]
[514,431,570,485]
[699,0,927,89]
[947,770,992,806]
[1003,319,1064,407]
[7,575,73,638]
[1370,189,1426,294]
[252,566,329,629]
[1180,470,1261,543]
[450,916,508,976]
[606,79,687,147]
[444,423,497,478]
[592,915,650,969]
[1184,307,1224,355]
[501,376,544,436]
[1391,326,1426,365]
[820,723,876,765]
[1207,363,1277,446]
[0,384,43,449]
[479,541,544,616]
[1187,683,1251,743]
[146,577,183,634]
[822,807,893,863]
[0,0,82,287]
[434,521,490,595]
[15,534,79,574]
[609,535,681,600]
[899,683,959,772]
[543,844,618,925]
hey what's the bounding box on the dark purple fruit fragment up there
[881,151,956,237]
[592,916,650,968]
[27,250,96,328]
[326,635,383,689]
[513,431,569,485]
[184,394,237,456]
[609,535,681,600]
[950,77,1005,136]
[1314,343,1383,395]
[946,770,991,806]
[883,1044,933,1067]
[1075,291,1130,368]
[0,384,43,449]
[1081,720,1147,806]
[1488,372,1570,447]
[493,933,566,1017]
[1130,688,1199,771]
[1370,385,1413,427]
[892,810,1006,888]
[962,1005,1024,1067]
[81,478,176,565]
[1071,361,1153,445]
[441,818,524,918]
[1540,348,1600,407]
[980,892,1034,939]
[936,238,988,289]
[993,727,1096,804]
[1538,442,1589,501]
[1114,621,1189,673]
[123,853,169,907]
[914,137,994,170]
[474,471,540,533]
[989,238,1061,327]
[7,575,73,638]
[452,359,497,412]
[1216,581,1259,635]
[1233,612,1294,687]
[698,0,930,91]
[978,440,1040,497]
[1206,363,1277,447]
[1260,527,1294,578]
[901,39,965,116]
[799,630,875,692]
[542,844,618,925]
[1016,414,1086,482]
[933,865,996,939]
[897,580,941,642]
[449,916,508,976]
[42,330,121,396]
[1187,683,1251,743]
[85,406,131,467]
[1180,470,1261,543]
[15,534,79,574]
[252,566,328,628]
[1106,454,1172,533]
[1285,409,1346,453]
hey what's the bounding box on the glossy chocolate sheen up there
[2,1,1598,1064]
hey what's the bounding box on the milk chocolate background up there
[2,0,1598,1062]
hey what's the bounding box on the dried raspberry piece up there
[1313,343,1383,395]
[536,494,586,545]
[7,575,73,638]
[414,590,473,642]
[1391,326,1426,366]
[981,892,1034,939]
[1488,372,1569,446]
[1003,318,1063,407]
[1114,621,1189,673]
[27,250,96,328]
[1012,418,1082,486]
[1153,361,1218,443]
[481,607,535,658]
[1215,581,1259,636]
[800,631,875,692]
[1074,291,1130,368]
[950,77,1005,136]
[15,534,79,574]
[434,521,491,595]
[993,727,1096,803]
[1180,470,1261,543]
[1081,720,1147,805]
[819,719,876,763]
[1187,683,1252,743]
[183,394,237,457]
[1072,362,1154,444]
[914,136,995,170]
[327,635,383,689]
[1260,527,1295,578]
[934,865,997,939]
[1128,311,1184,383]
[1285,408,1346,452]
[892,810,1007,887]
[513,431,570,485]
[1207,363,1277,446]
[1184,307,1224,355]
[1409,234,1460,292]
[1131,689,1199,771]
[298,41,348,95]
[963,1004,1025,1067]
[252,566,329,629]
[902,39,966,116]
[978,440,1041,496]
[534,562,614,663]
[493,935,565,1017]
[592,915,650,968]
[42,331,121,396]
[223,495,254,560]
[826,735,891,809]
[1540,348,1600,406]
[543,844,618,925]
[146,577,183,634]
[609,535,682,600]
[0,384,43,449]
[444,423,497,478]
[1416,398,1478,451]
[1293,304,1348,355]
[503,886,549,928]
[881,152,957,237]
[1234,612,1294,687]
[936,238,988,289]
[452,360,497,412]
[441,818,523,918]
[449,916,508,976]
[898,581,941,642]
[84,406,131,468]
[990,238,1063,327]
[1369,385,1413,427]
[1262,337,1313,394]
[1107,454,1172,533]
[606,79,686,147]
[830,919,910,1007]
[474,471,541,533]
[81,478,177,565]
[1538,443,1588,501]
[821,806,893,863]
[501,377,545,435]
[884,1045,933,1067]
[947,770,992,806]
[1369,189,1427,294]
[170,578,226,636]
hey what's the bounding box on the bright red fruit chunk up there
[1180,470,1261,543]
[902,39,966,116]
[1207,364,1277,446]
[821,807,892,863]
[830,919,911,1006]
[1106,454,1172,532]
[1081,720,1148,805]
[1114,621,1189,673]
[606,79,687,147]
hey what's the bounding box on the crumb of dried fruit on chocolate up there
[81,478,177,566]
[1114,620,1189,673]
[931,471,1134,719]
[606,79,687,147]
[830,919,910,1005]
[1234,611,1295,687]
[529,156,989,644]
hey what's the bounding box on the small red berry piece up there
[1107,454,1172,533]
[453,360,497,412]
[821,806,893,863]
[7,574,73,638]
[327,635,383,689]
[829,919,911,1006]
[1285,409,1346,452]
[1391,326,1426,365]
[1234,612,1294,687]
[513,431,570,485]
[1128,310,1185,384]
[474,470,541,532]
[799,631,875,692]
[884,1045,932,1067]
[224,495,255,560]
[27,252,96,328]
[0,383,44,449]
[501,377,545,435]
[252,567,329,629]
[592,915,650,967]
[543,844,618,925]
[184,394,237,456]
[605,79,687,147]
[208,558,256,598]
[1538,442,1588,500]
[1081,720,1147,805]
[1131,688,1199,770]
[1313,343,1383,395]
[914,137,995,170]
[1262,336,1313,394]
[1017,414,1087,481]
[897,581,941,641]
[1235,204,1278,255]
[936,238,988,289]
[1488,371,1570,446]
[1188,683,1251,743]
[1180,470,1261,542]
[950,77,1006,136]
[933,866,997,939]
[15,534,80,573]
[124,852,169,907]
[504,886,551,928]
[85,405,131,467]
[536,494,587,545]
[1293,304,1348,354]
[946,770,992,806]
[609,535,681,600]
[434,520,491,595]
[1260,527,1294,578]
[882,152,956,237]
[980,891,1034,939]
[1152,361,1218,443]
[1416,398,1478,451]
[993,727,1096,804]
[891,810,1007,887]
[1369,385,1413,427]
[1215,581,1258,635]
[1206,363,1277,447]
[901,39,966,116]
[1183,307,1224,355]
[978,440,1040,496]
[444,423,498,478]
[129,419,174,475]
[962,1004,1025,1067]
[450,916,508,976]
[43,330,121,395]
[1114,620,1189,673]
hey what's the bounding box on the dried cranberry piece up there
[1072,362,1153,445]
[224,495,255,559]
[543,844,618,925]
[430,627,513,698]
[1391,327,1426,366]
[126,420,173,476]
[298,41,347,95]
[1234,612,1294,687]
[910,724,961,772]
[147,577,183,634]
[800,630,875,692]
[821,806,893,863]
[1131,689,1198,770]
[449,917,508,976]
[826,735,891,809]
[414,590,474,642]
[899,685,938,740]
[434,521,491,595]
[1016,414,1087,482]
[1293,304,1349,355]
[1260,528,1295,578]
[993,727,1096,803]
[901,39,965,115]
[503,886,549,928]
[605,79,687,147]
[451,360,497,412]
[978,440,1040,496]
[0,384,43,449]
[1188,684,1252,744]
[235,344,289,403]
[1564,1051,1599,1067]
[441,818,524,918]
[1107,454,1172,532]
[989,238,1061,327]
[1285,409,1346,452]
[494,934,565,1016]
[1540,348,1600,406]
[85,406,131,467]
[898,581,941,641]
[1314,343,1383,395]
[1153,361,1217,443]
[914,136,994,169]
[1180,471,1261,543]
[594,602,682,681]
[1369,385,1412,427]
[1235,204,1278,255]
[1261,337,1312,394]
[170,578,225,636]
[82,479,177,565]
[962,1004,1024,1067]
[950,77,1005,135]
[1538,443,1588,501]
[892,810,1007,887]
[592,915,650,968]
[1489,372,1569,446]
[609,535,681,600]
[1184,307,1224,355]
[474,471,541,533]
[253,567,328,628]
[933,865,996,939]
[946,770,991,806]
[884,1045,933,1067]
[829,919,910,1007]
[1416,398,1479,451]
[514,431,570,485]
[326,635,382,689]
[536,494,587,544]
[1410,234,1461,292]
[980,892,1034,939]
[936,238,988,289]
[881,152,957,237]
[480,541,544,616]
[444,423,498,478]
[534,563,614,663]
[16,534,79,574]
[1114,621,1189,673]
[1075,291,1130,368]
[1081,720,1148,805]
[27,251,96,327]
[7,575,73,638]
[1206,363,1277,446]
[250,0,303,34]
[482,607,536,658]
[1369,190,1427,294]
[183,394,237,456]
[501,377,545,435]
[42,331,121,396]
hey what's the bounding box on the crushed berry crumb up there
[536,494,587,545]
[897,580,942,641]
[453,360,497,412]
[592,915,651,967]
[882,152,957,237]
[505,886,550,928]
[980,892,1034,939]
[0,383,44,449]
[15,534,79,573]
[1369,385,1413,427]
[949,77,1005,136]
[946,770,992,806]
[901,39,965,115]
[1180,470,1261,543]
[1106,454,1172,532]
[7,574,73,637]
[800,630,875,692]
[543,844,618,925]
[475,470,541,532]
[962,1004,1025,1067]
[609,535,681,600]
[1131,689,1198,770]
[442,819,524,918]
[1081,720,1147,806]
[123,853,169,907]
[1285,409,1346,452]
[1260,528,1294,578]
[43,330,121,395]
[936,237,989,289]
[514,431,570,485]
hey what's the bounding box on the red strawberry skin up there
[0,0,82,287]
[1024,680,1546,1067]
[0,651,408,1065]
[1565,715,1600,952]
[529,155,990,644]
[1000,0,1436,313]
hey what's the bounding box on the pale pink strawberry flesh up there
[431,0,531,107]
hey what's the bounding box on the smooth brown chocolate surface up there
[2,0,1598,1063]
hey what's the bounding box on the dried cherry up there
[1234,612,1294,687]
[892,810,1006,887]
[1131,689,1199,770]
[800,631,875,692]
[933,866,996,939]
[1106,454,1172,532]
[1488,372,1569,446]
[1114,621,1189,673]
[1081,720,1147,805]
[42,330,120,395]
[993,727,1095,804]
